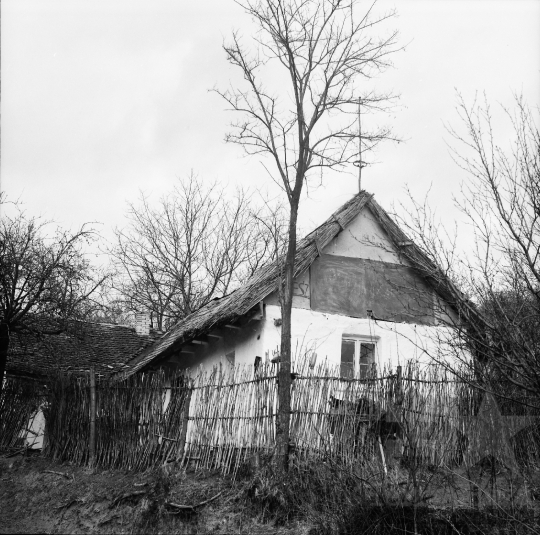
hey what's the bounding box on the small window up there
[226,350,235,366]
[340,340,355,378]
[359,343,375,378]
[340,339,377,379]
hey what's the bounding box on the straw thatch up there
[119,191,477,378]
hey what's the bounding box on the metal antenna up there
[358,97,361,192]
[353,96,365,192]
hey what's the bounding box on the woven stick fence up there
[44,371,191,470]
[183,363,278,474]
[6,356,538,474]
[183,359,540,474]
[183,359,472,473]
[0,376,46,451]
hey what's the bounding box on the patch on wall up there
[310,255,434,324]
[293,280,310,298]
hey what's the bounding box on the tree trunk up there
[275,200,299,473]
[0,322,10,403]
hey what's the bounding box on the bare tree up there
[396,93,540,404]
[110,174,283,331]
[215,0,399,470]
[0,203,106,399]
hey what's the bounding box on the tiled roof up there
[7,320,161,379]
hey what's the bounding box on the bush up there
[241,455,539,534]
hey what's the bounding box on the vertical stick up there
[177,385,193,464]
[396,365,403,404]
[89,368,96,468]
[378,435,387,476]
[471,484,479,510]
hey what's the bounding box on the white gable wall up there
[324,207,403,263]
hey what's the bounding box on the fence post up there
[383,366,404,469]
[176,384,193,464]
[396,366,402,401]
[89,368,96,468]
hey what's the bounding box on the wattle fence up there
[2,358,539,475]
[0,376,46,451]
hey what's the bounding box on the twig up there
[154,434,178,442]
[44,470,71,479]
[110,490,147,508]
[166,491,223,512]
[4,448,26,458]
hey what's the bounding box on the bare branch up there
[110,174,285,331]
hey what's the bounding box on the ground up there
[2,452,540,534]
[0,452,311,534]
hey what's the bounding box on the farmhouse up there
[119,191,468,379]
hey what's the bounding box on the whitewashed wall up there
[262,303,444,370]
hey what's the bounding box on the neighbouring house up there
[7,315,159,379]
[118,191,472,380]
[5,316,160,448]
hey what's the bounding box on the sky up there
[2,0,540,263]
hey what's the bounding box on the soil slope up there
[0,453,310,534]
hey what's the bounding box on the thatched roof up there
[118,191,478,378]
[7,320,160,379]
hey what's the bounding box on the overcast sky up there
[2,0,540,261]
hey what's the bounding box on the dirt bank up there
[0,452,310,534]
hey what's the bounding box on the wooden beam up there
[180,350,195,354]
[207,333,222,340]
[333,214,346,230]
[225,324,241,330]
[191,339,208,345]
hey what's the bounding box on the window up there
[340,340,355,378]
[340,338,377,379]
[359,343,375,378]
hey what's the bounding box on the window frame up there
[340,336,380,379]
